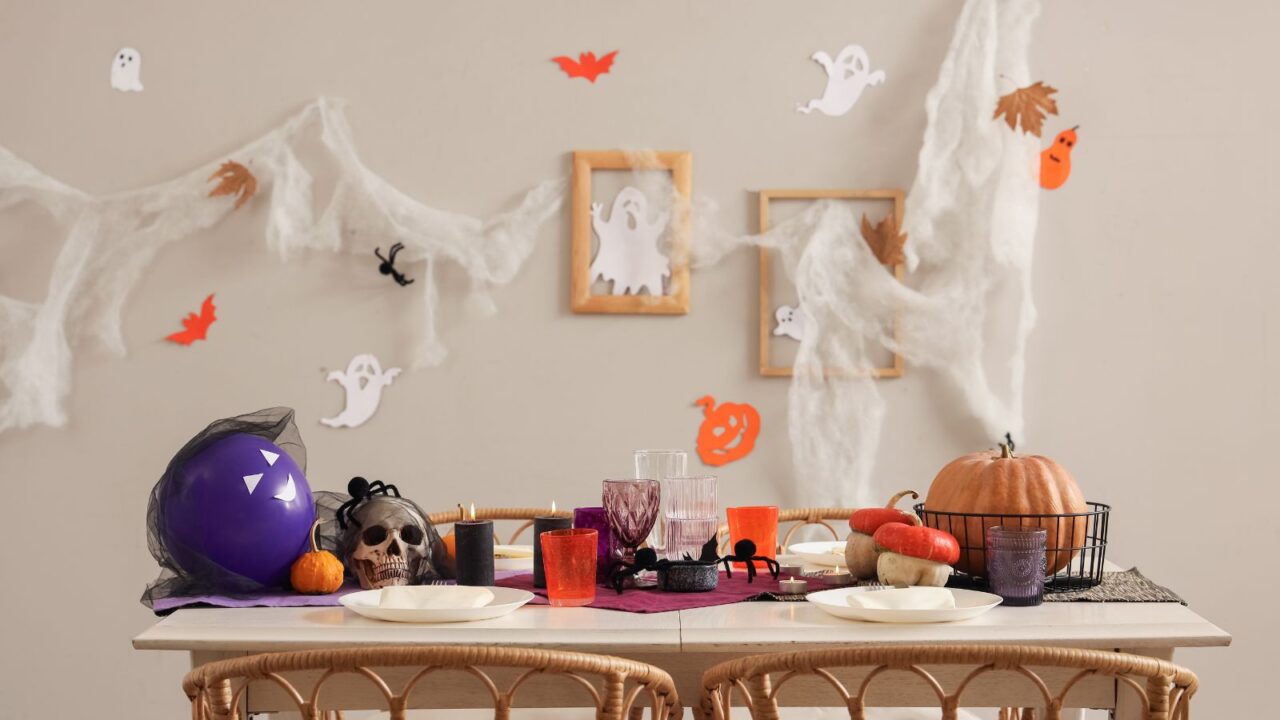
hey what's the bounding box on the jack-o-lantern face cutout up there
[1040,126,1078,190]
[694,395,761,467]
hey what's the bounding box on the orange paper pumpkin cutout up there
[1040,126,1078,190]
[694,395,761,467]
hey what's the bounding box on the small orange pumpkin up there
[924,443,1087,575]
[694,395,761,466]
[290,519,345,594]
[1040,126,1078,190]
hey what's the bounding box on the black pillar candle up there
[456,518,495,587]
[532,513,572,588]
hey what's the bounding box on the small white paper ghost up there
[797,45,884,116]
[110,47,144,92]
[773,304,807,342]
[320,354,400,429]
[590,186,672,296]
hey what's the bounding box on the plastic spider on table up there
[720,539,780,584]
[374,242,415,286]
[336,475,402,529]
[609,547,670,594]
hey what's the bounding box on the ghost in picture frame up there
[570,150,691,315]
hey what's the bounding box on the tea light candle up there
[779,563,805,578]
[779,577,808,594]
[456,503,495,587]
[824,569,854,586]
[532,501,571,588]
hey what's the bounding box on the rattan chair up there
[717,507,860,554]
[183,645,680,720]
[427,507,573,544]
[698,645,1196,720]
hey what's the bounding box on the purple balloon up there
[161,433,315,587]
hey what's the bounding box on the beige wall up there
[0,0,1270,716]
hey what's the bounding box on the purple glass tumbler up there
[985,526,1048,606]
[572,506,616,582]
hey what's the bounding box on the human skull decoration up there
[342,495,440,589]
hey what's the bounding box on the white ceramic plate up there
[340,586,535,624]
[787,540,848,568]
[806,587,1003,623]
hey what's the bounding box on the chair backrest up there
[427,507,573,544]
[184,645,679,720]
[718,507,859,554]
[699,645,1196,720]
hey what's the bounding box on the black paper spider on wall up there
[374,243,415,287]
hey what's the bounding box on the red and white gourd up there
[873,523,960,587]
[844,490,919,579]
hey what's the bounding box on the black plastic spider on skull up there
[720,539,780,583]
[336,475,402,530]
[374,242,415,287]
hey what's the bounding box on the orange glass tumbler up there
[726,506,779,569]
[540,528,598,607]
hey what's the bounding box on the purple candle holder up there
[985,525,1047,606]
[573,506,616,582]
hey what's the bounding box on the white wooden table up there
[134,593,1229,718]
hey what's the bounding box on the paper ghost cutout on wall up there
[590,186,672,296]
[694,395,761,467]
[773,304,806,342]
[110,48,143,92]
[797,45,884,116]
[321,354,401,429]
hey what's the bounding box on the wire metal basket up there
[913,502,1110,592]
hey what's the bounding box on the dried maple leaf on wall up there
[207,161,257,210]
[860,213,907,266]
[993,81,1059,137]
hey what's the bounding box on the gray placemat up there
[759,567,1184,604]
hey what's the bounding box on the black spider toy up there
[609,548,667,594]
[374,242,415,287]
[336,475,402,530]
[720,539,780,583]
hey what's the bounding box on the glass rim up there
[632,449,688,456]
[603,478,659,485]
[663,475,717,481]
[543,528,598,539]
[727,505,779,512]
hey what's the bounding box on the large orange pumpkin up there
[924,443,1087,576]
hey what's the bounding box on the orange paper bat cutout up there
[552,50,618,83]
[166,294,217,345]
[207,161,257,210]
[694,395,761,467]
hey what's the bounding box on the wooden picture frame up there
[757,189,905,378]
[571,150,692,314]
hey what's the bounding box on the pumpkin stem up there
[998,443,1015,459]
[307,518,326,554]
[885,489,919,508]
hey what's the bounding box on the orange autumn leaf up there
[859,213,907,266]
[694,395,761,467]
[993,81,1059,137]
[207,161,257,210]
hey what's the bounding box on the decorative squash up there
[290,519,345,594]
[1039,126,1077,190]
[924,443,1087,575]
[844,490,919,579]
[873,523,959,587]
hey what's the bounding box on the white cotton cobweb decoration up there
[0,98,563,433]
[687,0,1044,506]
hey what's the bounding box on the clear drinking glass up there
[663,475,717,519]
[664,516,720,561]
[985,526,1048,606]
[633,450,688,553]
[602,479,661,586]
